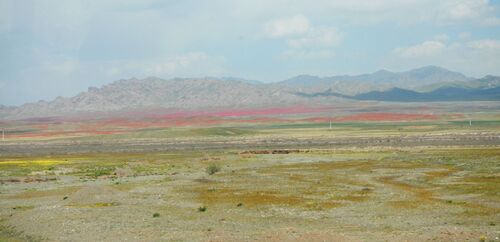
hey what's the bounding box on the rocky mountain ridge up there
[1,66,498,120]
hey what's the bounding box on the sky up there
[1,0,500,105]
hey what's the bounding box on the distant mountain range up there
[273,65,471,95]
[1,66,499,120]
[294,86,500,102]
[354,87,500,102]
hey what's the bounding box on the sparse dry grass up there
[0,147,499,241]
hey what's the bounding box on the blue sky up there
[1,0,500,105]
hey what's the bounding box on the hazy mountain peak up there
[410,65,444,71]
[287,74,321,81]
[280,75,322,86]
[295,74,319,78]
[277,66,471,93]
[373,69,393,75]
[405,65,466,79]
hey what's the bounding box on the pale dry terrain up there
[0,147,499,241]
[1,103,499,241]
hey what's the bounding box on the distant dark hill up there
[417,75,500,91]
[354,87,500,102]
[294,88,351,99]
[354,88,423,102]
[277,65,470,94]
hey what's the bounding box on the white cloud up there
[30,50,81,75]
[0,0,13,33]
[103,52,226,78]
[262,0,500,26]
[388,37,500,77]
[467,39,500,50]
[287,27,342,49]
[458,32,472,40]
[220,0,498,26]
[440,0,482,20]
[42,58,80,75]
[432,0,500,26]
[32,1,90,51]
[394,41,446,58]
[263,15,310,38]
[483,16,500,25]
[283,49,335,59]
[144,52,209,75]
[263,15,342,59]
[433,34,450,42]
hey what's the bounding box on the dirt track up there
[1,132,499,156]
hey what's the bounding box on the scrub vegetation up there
[0,103,499,241]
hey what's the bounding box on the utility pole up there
[329,120,332,129]
[469,119,472,127]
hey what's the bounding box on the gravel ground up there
[0,147,499,241]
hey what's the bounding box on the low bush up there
[206,164,221,175]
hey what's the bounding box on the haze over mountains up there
[276,65,470,94]
[1,66,499,120]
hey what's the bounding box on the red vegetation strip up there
[149,106,327,119]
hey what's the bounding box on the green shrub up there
[206,164,221,175]
[153,213,160,218]
[85,167,114,178]
[198,206,207,212]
